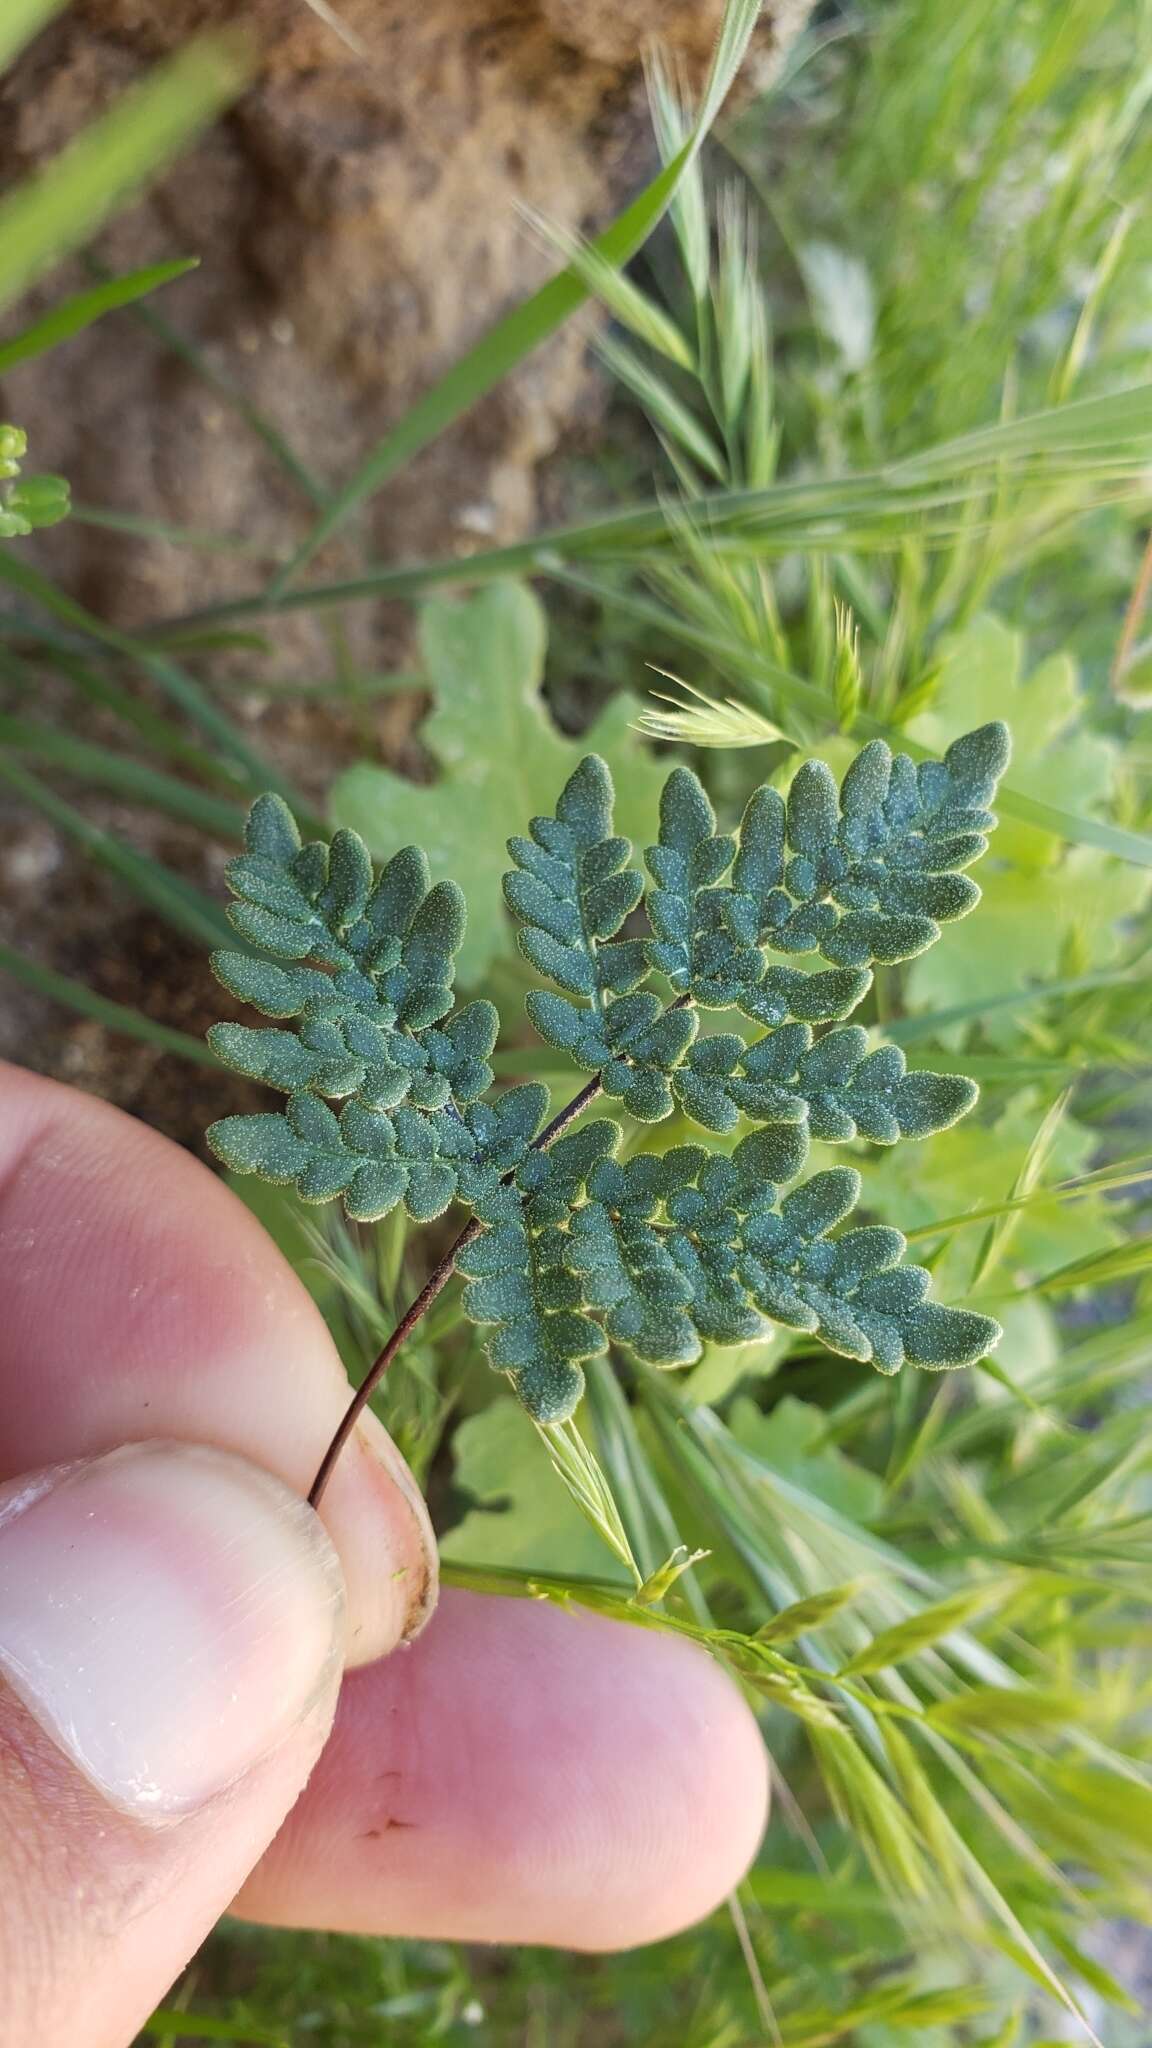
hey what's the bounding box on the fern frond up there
[647,723,1010,1002]
[206,794,543,1218]
[505,754,648,1004]
[459,1124,1000,1419]
[457,1121,623,1422]
[669,1021,976,1151]
[205,720,1010,1423]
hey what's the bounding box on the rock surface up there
[2,0,806,651]
[0,0,809,1130]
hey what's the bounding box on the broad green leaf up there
[971,1295,1060,1399]
[911,616,1119,873]
[855,1092,1124,1314]
[330,581,665,982]
[438,1396,630,1580]
[728,1395,884,1523]
[683,1328,793,1403]
[904,617,1151,1038]
[905,856,1150,1045]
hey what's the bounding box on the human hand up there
[0,1063,767,2047]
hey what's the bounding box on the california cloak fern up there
[206,722,1009,1424]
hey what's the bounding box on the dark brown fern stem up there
[307,998,693,1509]
[308,1070,606,1507]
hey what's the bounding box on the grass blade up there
[837,1585,1014,1677]
[0,0,66,69]
[0,549,320,826]
[0,631,240,788]
[0,34,250,316]
[0,755,233,949]
[596,332,727,478]
[149,382,1152,632]
[903,1155,1152,1245]
[539,1418,642,1587]
[141,2012,287,2046]
[885,967,1146,1041]
[67,506,279,557]
[1028,1239,1152,1297]
[0,259,197,375]
[522,207,696,369]
[0,715,246,837]
[969,1090,1072,1291]
[116,282,329,512]
[0,944,219,1066]
[267,0,763,594]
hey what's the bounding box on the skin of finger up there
[0,1066,771,1955]
[235,1589,771,1951]
[0,1063,436,1664]
[0,1680,339,2048]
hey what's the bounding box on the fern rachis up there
[204,720,1011,1496]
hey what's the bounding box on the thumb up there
[0,1440,351,2048]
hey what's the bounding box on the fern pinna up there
[206,722,1009,1435]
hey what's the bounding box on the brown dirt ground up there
[0,0,809,1146]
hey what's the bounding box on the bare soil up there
[0,0,808,1143]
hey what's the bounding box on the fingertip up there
[239,1590,768,1951]
[327,1415,438,1664]
[535,1614,770,1950]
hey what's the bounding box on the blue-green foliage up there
[457,1124,999,1417]
[669,1022,976,1151]
[457,1123,621,1423]
[207,794,547,1221]
[207,723,1010,1418]
[505,755,649,1001]
[647,722,1009,993]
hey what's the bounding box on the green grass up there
[2,0,1150,2042]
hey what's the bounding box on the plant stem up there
[307,1069,607,1507]
[1111,523,1152,693]
[307,992,695,1508]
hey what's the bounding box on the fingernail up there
[353,1410,439,1643]
[0,1442,345,1821]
